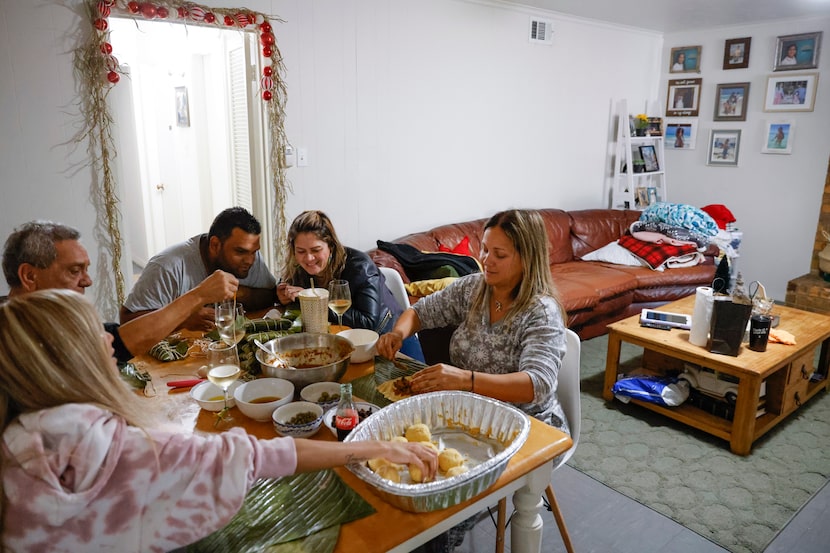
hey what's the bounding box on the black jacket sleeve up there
[103,322,134,364]
[335,248,402,331]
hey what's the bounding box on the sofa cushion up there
[569,209,641,259]
[580,241,647,267]
[438,236,470,256]
[553,261,639,300]
[538,209,574,264]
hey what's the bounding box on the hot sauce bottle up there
[334,383,359,441]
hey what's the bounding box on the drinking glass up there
[215,300,245,346]
[207,341,241,425]
[328,280,352,328]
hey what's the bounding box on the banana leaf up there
[119,362,151,390]
[186,469,374,552]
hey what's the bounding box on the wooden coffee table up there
[603,295,830,455]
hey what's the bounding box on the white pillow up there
[581,241,649,267]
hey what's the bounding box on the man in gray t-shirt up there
[121,207,277,330]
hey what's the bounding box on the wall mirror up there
[75,1,288,305]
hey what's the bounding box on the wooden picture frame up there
[666,78,702,117]
[639,145,659,172]
[635,186,649,209]
[713,82,750,121]
[707,129,741,167]
[646,117,663,136]
[723,37,751,69]
[669,45,702,73]
[761,120,794,154]
[773,31,822,71]
[763,73,818,112]
[664,117,697,150]
[175,86,190,127]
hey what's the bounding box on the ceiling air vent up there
[529,18,553,44]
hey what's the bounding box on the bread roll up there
[405,423,431,443]
[438,448,464,473]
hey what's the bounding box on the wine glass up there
[207,341,241,426]
[215,300,245,346]
[328,280,352,328]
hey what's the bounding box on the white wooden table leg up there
[510,463,552,553]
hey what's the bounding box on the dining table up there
[131,325,572,553]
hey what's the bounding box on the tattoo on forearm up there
[345,453,369,465]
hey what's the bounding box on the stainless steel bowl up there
[255,333,354,390]
[345,391,530,512]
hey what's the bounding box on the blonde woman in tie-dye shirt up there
[0,290,436,553]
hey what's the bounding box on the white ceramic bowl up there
[272,401,324,438]
[190,380,241,412]
[336,328,379,363]
[233,378,295,421]
[323,401,381,437]
[300,381,343,411]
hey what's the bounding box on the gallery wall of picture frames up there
[662,30,821,163]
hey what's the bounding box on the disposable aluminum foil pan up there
[345,391,530,512]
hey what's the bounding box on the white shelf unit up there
[609,99,667,210]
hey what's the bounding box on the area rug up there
[568,334,830,553]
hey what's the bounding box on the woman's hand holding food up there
[410,364,474,393]
[376,331,403,359]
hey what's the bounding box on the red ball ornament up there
[139,3,157,18]
[104,55,119,71]
[93,18,108,31]
[235,12,251,27]
[263,66,273,77]
[260,75,274,91]
[189,6,205,21]
[260,32,275,46]
[128,1,140,14]
[177,6,188,18]
[204,12,216,24]
[107,71,120,84]
[100,42,113,55]
[97,1,111,18]
[260,22,271,33]
[156,6,169,19]
[262,90,272,101]
[262,46,272,57]
[224,15,234,26]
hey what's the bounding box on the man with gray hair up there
[2,221,238,362]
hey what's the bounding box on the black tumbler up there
[749,314,771,352]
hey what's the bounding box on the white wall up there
[662,16,830,300]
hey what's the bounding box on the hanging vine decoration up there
[74,0,290,305]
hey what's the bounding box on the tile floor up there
[454,465,830,552]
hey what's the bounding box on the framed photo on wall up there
[761,120,795,154]
[666,78,702,117]
[175,86,190,127]
[639,145,659,172]
[773,31,822,71]
[664,117,697,150]
[763,73,818,112]
[707,129,741,166]
[713,82,750,121]
[669,45,702,73]
[723,37,751,69]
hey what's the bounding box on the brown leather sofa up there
[368,209,717,362]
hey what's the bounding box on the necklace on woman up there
[495,300,504,312]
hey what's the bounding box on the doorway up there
[108,18,270,275]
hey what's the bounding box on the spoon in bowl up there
[253,339,289,368]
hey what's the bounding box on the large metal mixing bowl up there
[255,333,354,390]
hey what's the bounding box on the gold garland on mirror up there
[73,0,290,305]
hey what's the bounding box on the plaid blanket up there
[618,234,699,270]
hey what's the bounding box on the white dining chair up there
[495,328,581,553]
[379,266,410,310]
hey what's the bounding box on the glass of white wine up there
[207,341,241,426]
[215,300,245,346]
[328,279,352,328]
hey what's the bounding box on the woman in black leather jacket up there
[277,210,423,360]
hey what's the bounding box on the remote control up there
[640,321,672,330]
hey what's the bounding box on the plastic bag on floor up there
[612,376,690,406]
